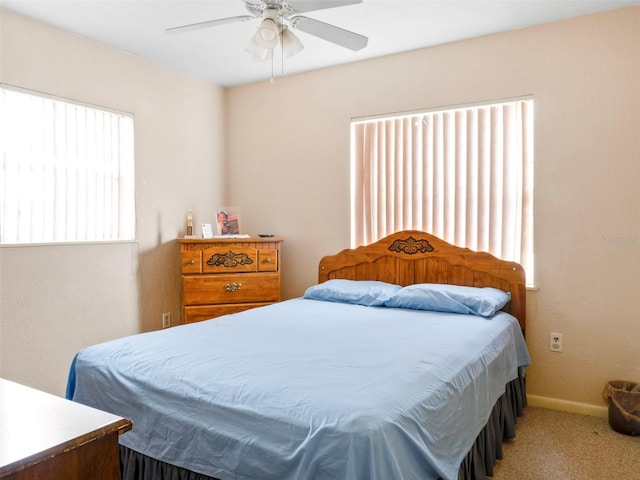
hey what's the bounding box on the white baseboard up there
[527,394,609,418]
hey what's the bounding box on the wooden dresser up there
[0,378,132,480]
[178,237,284,324]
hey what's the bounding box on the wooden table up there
[0,378,132,479]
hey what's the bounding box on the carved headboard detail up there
[387,236,435,255]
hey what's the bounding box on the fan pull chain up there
[280,14,286,81]
[281,28,285,78]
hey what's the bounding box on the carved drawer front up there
[184,303,271,324]
[181,250,202,274]
[258,249,278,272]
[183,273,280,306]
[202,246,257,274]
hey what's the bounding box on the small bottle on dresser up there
[186,209,194,237]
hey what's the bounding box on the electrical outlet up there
[162,312,171,328]
[550,332,563,352]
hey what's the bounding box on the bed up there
[66,230,530,480]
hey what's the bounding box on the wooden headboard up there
[318,230,526,334]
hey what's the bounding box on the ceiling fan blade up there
[166,15,255,34]
[287,0,362,13]
[291,16,368,51]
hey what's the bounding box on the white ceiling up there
[1,0,638,87]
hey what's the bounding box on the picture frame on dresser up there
[201,223,213,239]
[216,207,240,235]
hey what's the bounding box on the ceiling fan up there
[166,0,368,61]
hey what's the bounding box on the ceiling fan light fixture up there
[245,36,271,60]
[281,28,304,58]
[254,18,280,49]
[167,1,369,75]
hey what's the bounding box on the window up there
[0,85,135,244]
[351,98,534,284]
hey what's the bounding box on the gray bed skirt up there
[120,368,527,480]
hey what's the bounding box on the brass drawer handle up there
[189,260,195,265]
[264,258,272,263]
[225,282,242,292]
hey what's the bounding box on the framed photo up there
[201,223,214,239]
[216,207,241,235]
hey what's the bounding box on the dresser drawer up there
[202,246,258,274]
[181,250,202,274]
[258,249,278,272]
[184,303,272,324]
[183,273,280,306]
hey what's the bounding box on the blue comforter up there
[68,298,530,480]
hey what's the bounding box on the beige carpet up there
[491,407,640,479]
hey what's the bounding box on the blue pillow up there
[303,279,402,307]
[385,283,510,317]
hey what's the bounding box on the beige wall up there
[0,9,225,395]
[226,7,640,411]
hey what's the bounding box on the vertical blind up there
[351,99,534,282]
[0,86,135,244]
